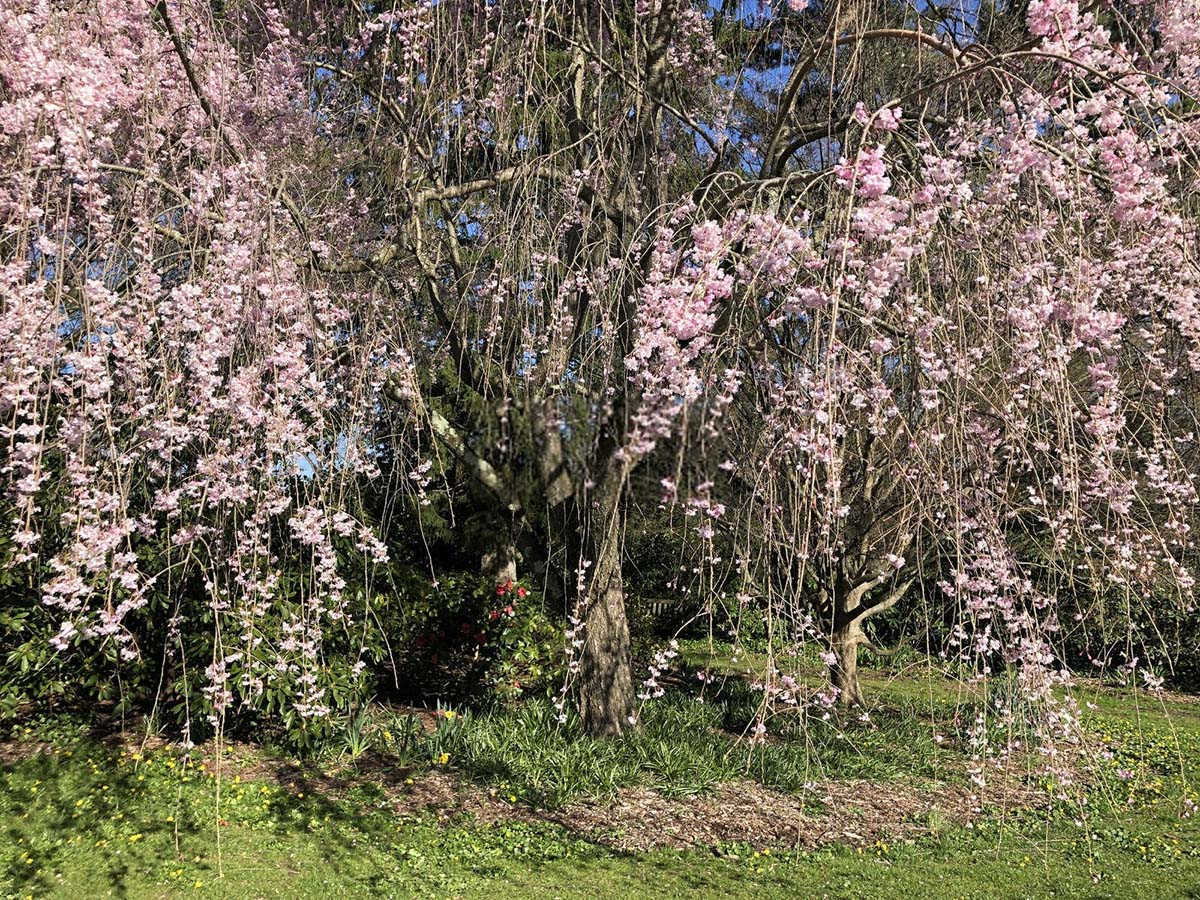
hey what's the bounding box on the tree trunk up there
[481,535,517,584]
[830,620,865,707]
[827,573,911,706]
[579,547,634,735]
[578,481,634,736]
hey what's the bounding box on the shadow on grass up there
[1,730,623,897]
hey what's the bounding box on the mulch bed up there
[240,755,1049,852]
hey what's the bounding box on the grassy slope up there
[3,653,1199,899]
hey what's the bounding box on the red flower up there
[516,587,527,598]
[489,609,500,621]
[504,605,514,616]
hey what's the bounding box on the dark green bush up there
[385,572,563,707]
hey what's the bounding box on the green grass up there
[2,653,1199,898]
[2,739,1197,899]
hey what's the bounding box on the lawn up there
[3,647,1198,899]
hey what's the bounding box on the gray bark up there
[578,476,634,736]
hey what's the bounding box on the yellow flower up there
[437,753,450,765]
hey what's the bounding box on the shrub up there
[387,573,562,707]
